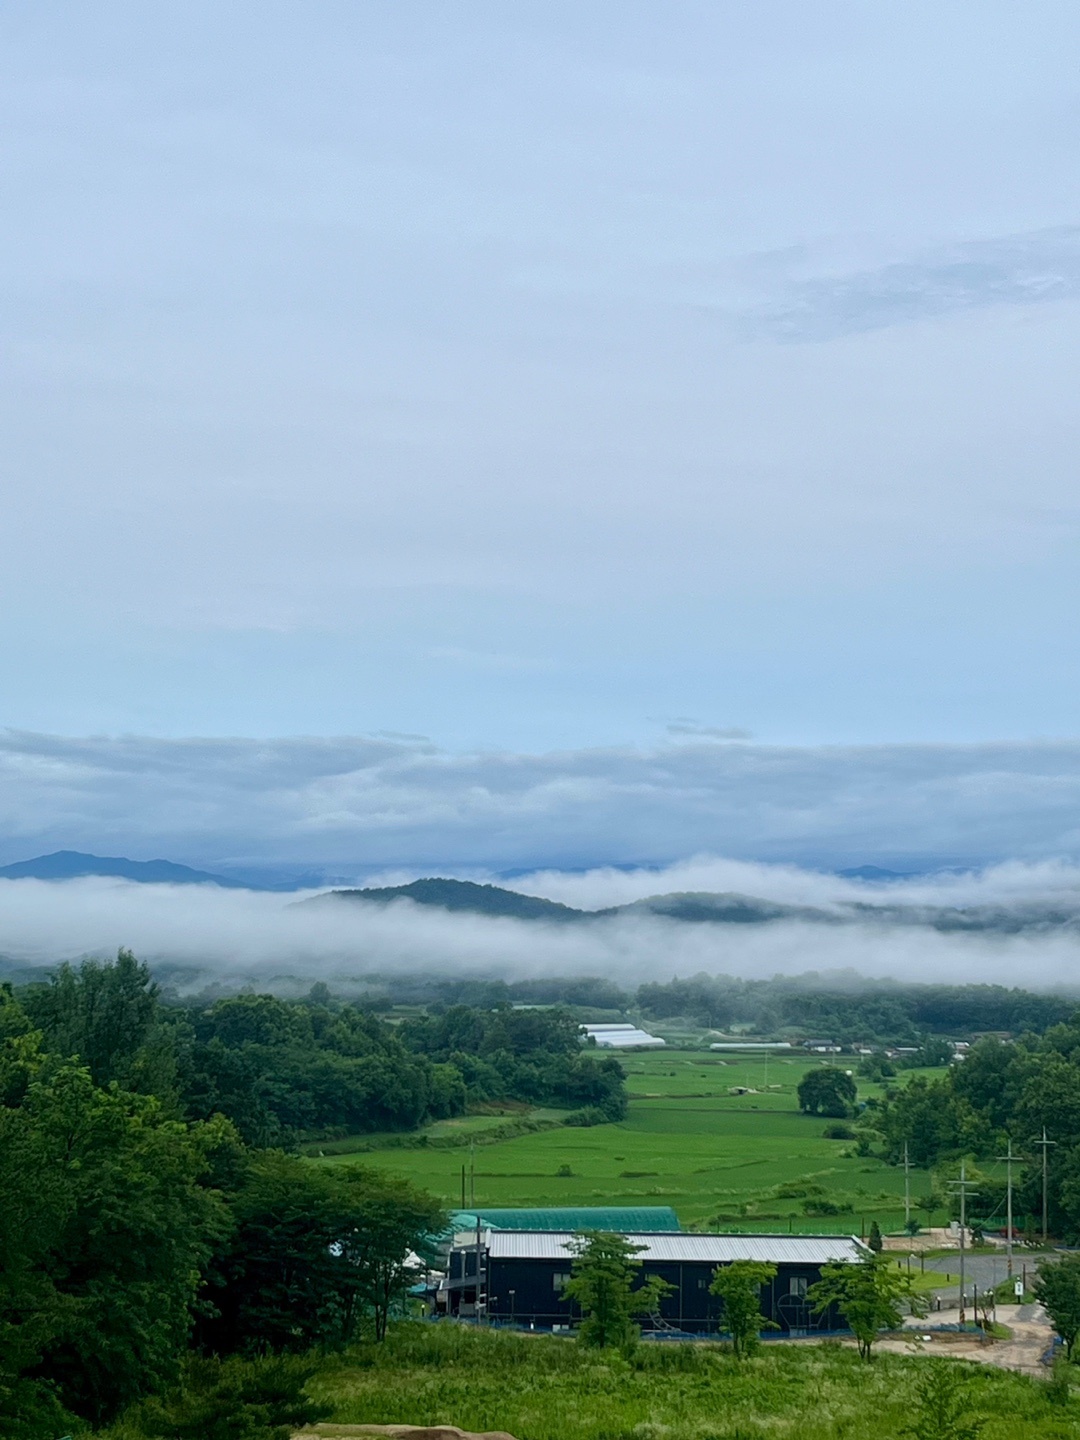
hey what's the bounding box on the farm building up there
[440,1230,866,1336]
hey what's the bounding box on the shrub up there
[130,1354,328,1440]
[803,1198,854,1216]
[823,1122,856,1140]
[563,1106,608,1127]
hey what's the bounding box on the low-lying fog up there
[3,856,1080,992]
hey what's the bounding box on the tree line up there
[0,952,473,1438]
[16,955,627,1148]
[344,970,1073,1044]
[862,1013,1080,1238]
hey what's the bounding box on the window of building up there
[789,1277,808,1298]
[553,1272,572,1291]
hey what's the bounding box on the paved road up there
[889,1250,1050,1306]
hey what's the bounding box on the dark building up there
[442,1230,866,1336]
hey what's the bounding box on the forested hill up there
[308,879,828,925]
[315,877,585,922]
[308,876,1080,935]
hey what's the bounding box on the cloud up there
[665,726,752,741]
[3,861,1080,994]
[6,730,1080,875]
[739,227,1080,342]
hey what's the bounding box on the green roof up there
[449,1206,681,1233]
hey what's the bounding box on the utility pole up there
[470,1141,476,1208]
[1036,1129,1056,1245]
[903,1142,911,1230]
[949,1162,978,1327]
[997,1139,1018,1277]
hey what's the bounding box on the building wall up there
[454,1255,841,1335]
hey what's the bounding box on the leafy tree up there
[24,1065,229,1423]
[0,1011,229,1426]
[21,948,178,1100]
[708,1260,777,1357]
[1035,1253,1080,1356]
[562,1232,674,1350]
[901,1359,985,1440]
[868,1220,883,1252]
[198,1154,442,1353]
[807,1252,925,1360]
[797,1066,857,1118]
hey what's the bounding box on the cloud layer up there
[4,730,1080,876]
[4,857,1080,995]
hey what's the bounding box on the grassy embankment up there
[303,1321,1068,1440]
[307,1052,948,1234]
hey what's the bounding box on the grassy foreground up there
[306,1323,1066,1440]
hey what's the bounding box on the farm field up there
[311,1051,951,1233]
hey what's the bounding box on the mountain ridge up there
[0,850,244,887]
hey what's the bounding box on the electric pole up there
[997,1139,1019,1277]
[948,1162,978,1327]
[1036,1129,1056,1245]
[903,1141,911,1230]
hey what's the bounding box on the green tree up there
[562,1232,674,1349]
[797,1066,857,1118]
[0,1014,229,1427]
[24,1065,228,1423]
[868,1220,883,1252]
[1035,1253,1080,1356]
[807,1252,925,1360]
[199,1154,442,1353]
[708,1260,777,1357]
[20,948,178,1100]
[901,1359,985,1440]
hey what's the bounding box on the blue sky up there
[4,3,1080,869]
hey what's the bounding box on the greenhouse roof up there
[449,1206,681,1233]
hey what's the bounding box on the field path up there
[870,1303,1056,1377]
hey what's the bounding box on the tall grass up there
[308,1322,1069,1440]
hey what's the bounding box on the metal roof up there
[450,1207,681,1233]
[477,1231,867,1265]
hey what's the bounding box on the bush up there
[803,1198,855,1216]
[128,1354,328,1440]
[563,1106,609,1127]
[823,1122,856,1140]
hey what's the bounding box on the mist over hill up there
[4,856,1080,994]
[308,875,1080,936]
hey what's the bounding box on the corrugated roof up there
[450,1207,681,1233]
[478,1231,867,1264]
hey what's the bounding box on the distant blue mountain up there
[0,850,242,886]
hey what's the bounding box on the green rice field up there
[309,1051,949,1233]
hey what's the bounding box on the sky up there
[4,4,1080,875]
